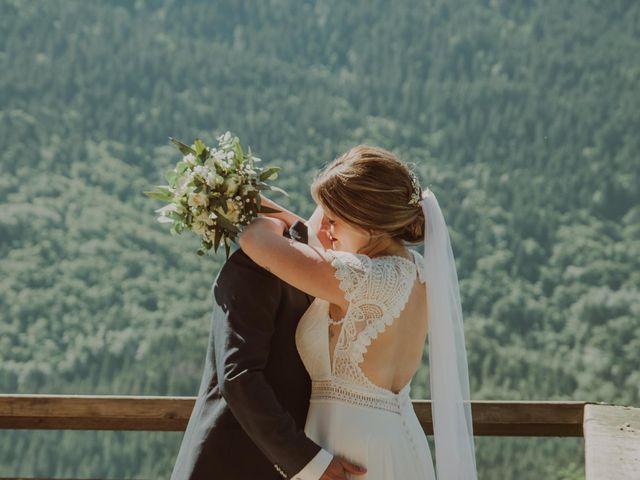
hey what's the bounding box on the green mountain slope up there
[0,0,638,478]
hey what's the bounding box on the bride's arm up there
[238,215,348,310]
[258,194,306,228]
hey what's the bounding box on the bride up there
[238,145,477,479]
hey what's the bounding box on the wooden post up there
[584,403,640,480]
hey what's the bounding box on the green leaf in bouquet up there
[196,248,206,256]
[267,185,289,196]
[213,227,223,253]
[209,196,224,212]
[247,146,254,168]
[165,169,178,188]
[233,138,243,167]
[169,137,196,155]
[174,221,186,234]
[176,162,189,175]
[168,211,184,222]
[144,187,174,202]
[215,213,240,234]
[259,166,280,181]
[253,182,288,197]
[194,138,206,155]
[194,139,208,163]
[258,205,282,214]
[224,236,231,260]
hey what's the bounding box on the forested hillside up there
[1,0,638,478]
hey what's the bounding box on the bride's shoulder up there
[324,248,416,270]
[324,248,371,268]
[323,248,415,287]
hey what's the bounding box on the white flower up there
[155,203,180,224]
[206,171,224,187]
[223,174,242,195]
[188,191,209,208]
[204,157,217,169]
[193,165,210,178]
[191,221,208,236]
[212,149,227,161]
[155,203,179,215]
[239,183,257,196]
[210,150,231,171]
[175,172,195,196]
[224,198,242,223]
[195,209,215,226]
[217,131,232,144]
[183,153,197,166]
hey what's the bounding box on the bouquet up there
[144,131,287,259]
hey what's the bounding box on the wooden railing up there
[0,395,638,479]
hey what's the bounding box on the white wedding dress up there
[295,248,436,479]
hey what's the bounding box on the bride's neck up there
[374,239,409,259]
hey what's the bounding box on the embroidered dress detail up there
[311,379,410,414]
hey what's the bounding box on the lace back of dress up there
[327,249,425,395]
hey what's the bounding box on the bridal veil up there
[421,187,478,479]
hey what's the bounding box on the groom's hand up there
[320,457,366,479]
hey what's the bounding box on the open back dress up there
[295,248,436,479]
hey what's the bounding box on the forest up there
[0,0,638,478]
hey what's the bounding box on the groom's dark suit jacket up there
[170,225,321,480]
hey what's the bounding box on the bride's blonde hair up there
[310,145,425,257]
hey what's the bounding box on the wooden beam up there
[413,400,585,436]
[0,395,585,436]
[584,403,640,480]
[0,394,194,431]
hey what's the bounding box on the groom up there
[170,207,364,479]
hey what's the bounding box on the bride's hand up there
[320,456,367,479]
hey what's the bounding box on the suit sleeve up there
[212,250,323,478]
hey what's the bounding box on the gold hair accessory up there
[408,171,422,206]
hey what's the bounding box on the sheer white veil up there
[421,187,478,479]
